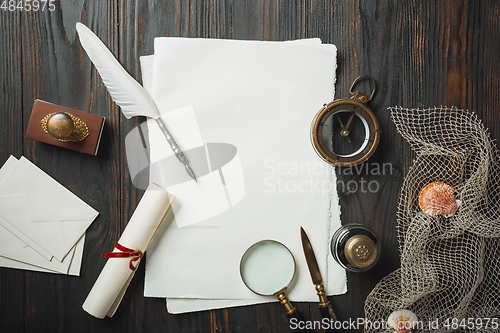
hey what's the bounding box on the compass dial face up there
[311,100,380,166]
[321,109,369,157]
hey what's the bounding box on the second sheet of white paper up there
[141,38,347,312]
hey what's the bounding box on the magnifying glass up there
[240,240,311,333]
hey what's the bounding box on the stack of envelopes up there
[0,156,98,275]
[138,38,346,313]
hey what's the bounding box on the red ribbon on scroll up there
[104,243,144,271]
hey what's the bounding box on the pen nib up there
[185,164,197,182]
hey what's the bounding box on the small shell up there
[387,309,418,333]
[418,182,461,217]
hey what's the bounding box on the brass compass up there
[311,75,381,166]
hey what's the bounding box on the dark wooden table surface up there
[1,1,500,332]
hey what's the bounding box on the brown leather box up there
[26,100,105,155]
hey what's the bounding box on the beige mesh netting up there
[364,107,500,332]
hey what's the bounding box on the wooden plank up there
[0,8,26,333]
[305,0,500,327]
[18,1,121,332]
[462,1,500,134]
[72,1,124,331]
[307,0,402,322]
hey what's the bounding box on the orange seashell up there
[418,182,460,217]
[387,309,418,333]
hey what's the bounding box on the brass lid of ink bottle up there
[344,234,378,269]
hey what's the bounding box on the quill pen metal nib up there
[154,118,197,182]
[300,227,343,332]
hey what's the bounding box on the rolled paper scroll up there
[83,183,174,318]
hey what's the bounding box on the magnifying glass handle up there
[278,293,313,333]
[319,303,343,332]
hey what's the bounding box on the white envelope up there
[0,156,98,262]
[0,230,85,275]
[0,156,88,275]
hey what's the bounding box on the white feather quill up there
[75,22,159,119]
[76,23,197,181]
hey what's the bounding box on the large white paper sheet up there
[166,298,272,314]
[140,38,346,311]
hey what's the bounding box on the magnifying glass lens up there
[240,240,295,296]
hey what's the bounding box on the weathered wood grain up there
[0,8,25,333]
[1,0,500,332]
[17,1,121,332]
